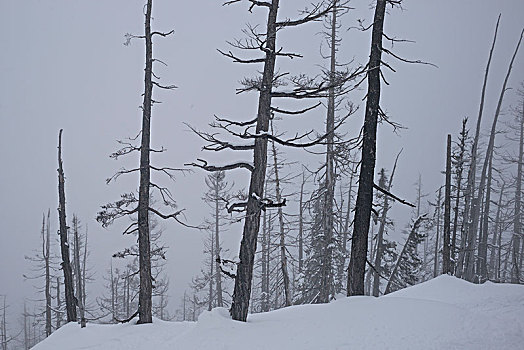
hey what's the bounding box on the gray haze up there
[1,0,523,326]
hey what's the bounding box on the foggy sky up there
[1,0,523,325]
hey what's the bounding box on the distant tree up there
[443,135,452,274]
[385,216,426,294]
[71,216,86,327]
[372,152,401,297]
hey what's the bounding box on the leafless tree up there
[97,0,181,324]
[188,0,358,321]
[57,129,76,323]
[348,0,420,296]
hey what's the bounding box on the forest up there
[0,0,523,349]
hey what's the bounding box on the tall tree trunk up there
[57,129,77,322]
[451,120,467,274]
[489,182,504,280]
[261,206,269,312]
[56,277,62,329]
[478,150,493,280]
[230,0,279,322]
[320,0,338,304]
[459,15,500,279]
[271,140,291,306]
[73,217,86,327]
[467,29,522,282]
[373,154,400,296]
[298,171,306,274]
[443,135,452,274]
[43,211,52,336]
[434,188,442,277]
[137,0,154,324]
[348,0,386,296]
[214,181,223,307]
[512,96,524,283]
[209,227,214,311]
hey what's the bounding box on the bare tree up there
[443,135,452,274]
[57,129,76,322]
[457,15,500,279]
[188,0,356,321]
[72,216,86,327]
[97,0,179,324]
[348,0,419,296]
[465,28,523,281]
[372,152,401,296]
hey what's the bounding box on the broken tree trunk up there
[57,129,77,323]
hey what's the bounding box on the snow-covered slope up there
[33,276,524,350]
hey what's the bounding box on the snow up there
[33,276,524,350]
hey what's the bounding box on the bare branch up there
[373,183,415,207]
[185,158,254,172]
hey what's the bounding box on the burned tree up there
[347,0,421,296]
[57,129,77,322]
[458,15,500,279]
[188,0,358,321]
[97,0,179,324]
[443,135,452,274]
[465,28,523,282]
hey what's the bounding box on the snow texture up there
[33,276,524,349]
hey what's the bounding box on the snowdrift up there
[33,276,524,349]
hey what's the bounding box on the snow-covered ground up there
[33,276,524,349]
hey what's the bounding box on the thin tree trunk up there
[230,0,279,321]
[434,188,442,277]
[271,140,291,306]
[43,211,52,337]
[489,182,504,280]
[261,206,269,312]
[209,228,214,311]
[214,181,223,307]
[385,216,425,294]
[373,154,400,296]
[56,277,62,329]
[512,95,524,283]
[443,135,452,274]
[348,0,386,296]
[137,0,154,324]
[298,171,306,274]
[451,120,467,274]
[478,150,493,280]
[73,217,86,327]
[466,27,522,282]
[459,15,500,279]
[320,0,337,304]
[57,129,76,322]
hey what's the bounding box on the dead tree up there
[270,137,291,306]
[457,15,500,279]
[465,28,523,282]
[511,89,524,283]
[72,216,86,327]
[443,135,452,274]
[348,0,412,296]
[188,0,357,321]
[384,215,426,294]
[451,119,469,274]
[97,0,179,324]
[44,211,52,336]
[372,151,401,296]
[57,129,77,322]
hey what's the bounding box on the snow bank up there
[33,276,524,349]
